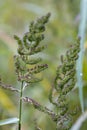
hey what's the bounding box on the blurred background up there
[0,0,87,130]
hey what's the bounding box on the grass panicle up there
[0,13,81,130]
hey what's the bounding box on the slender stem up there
[18,81,23,130]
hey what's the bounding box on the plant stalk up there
[18,81,23,130]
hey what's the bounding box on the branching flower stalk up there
[0,13,50,130]
[14,13,51,130]
[49,38,80,130]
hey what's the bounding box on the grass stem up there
[18,81,23,130]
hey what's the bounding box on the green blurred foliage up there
[0,0,87,130]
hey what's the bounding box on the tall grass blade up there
[77,0,87,113]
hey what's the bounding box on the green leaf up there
[0,117,19,126]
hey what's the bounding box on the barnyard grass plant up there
[0,13,80,130]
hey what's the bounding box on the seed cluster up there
[14,13,50,85]
[49,38,80,130]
